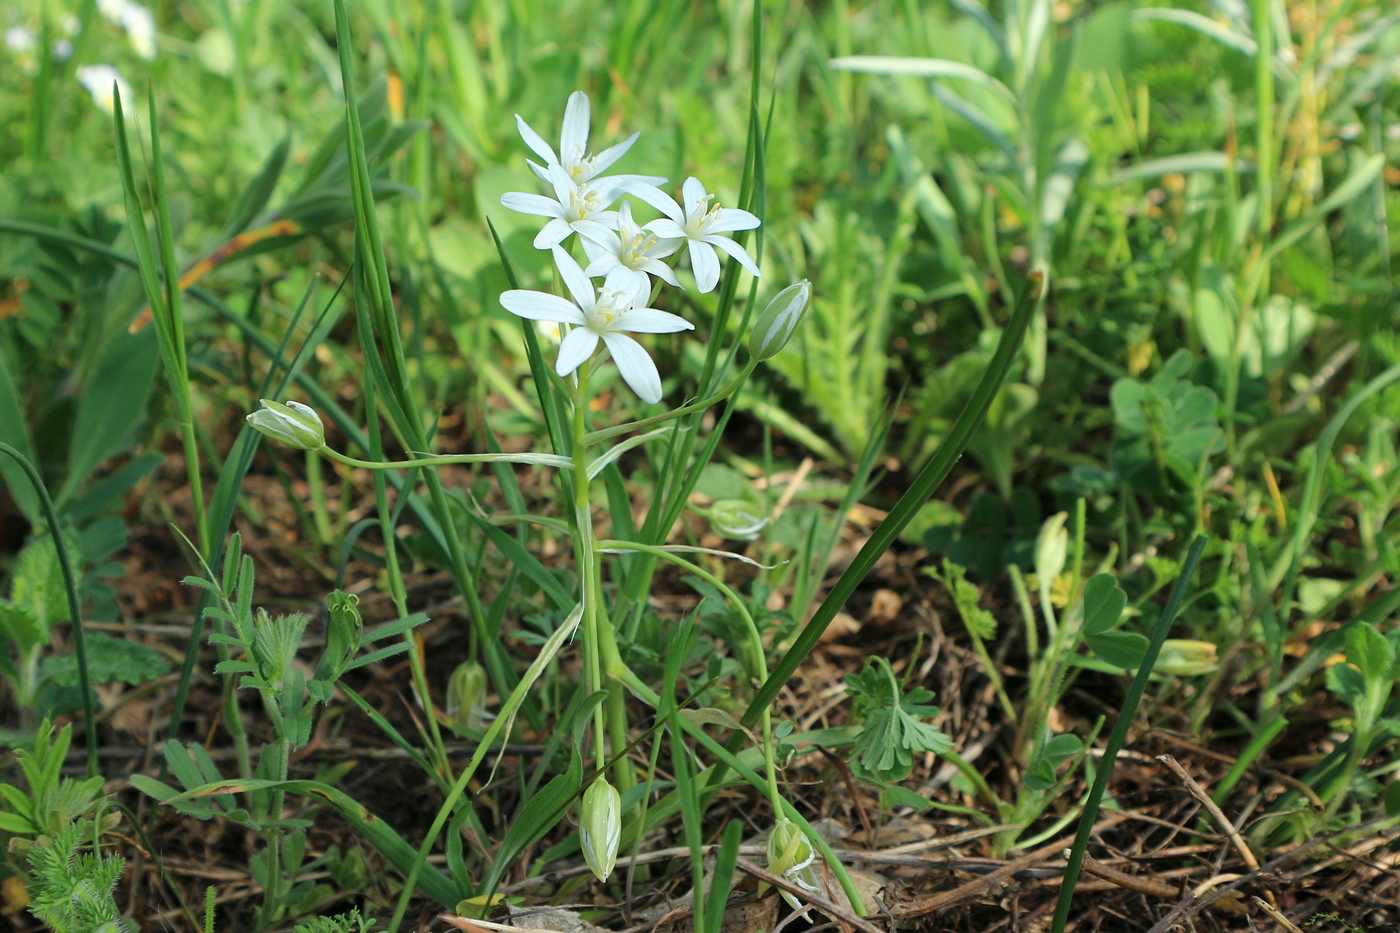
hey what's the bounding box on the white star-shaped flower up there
[634,177,761,293]
[515,90,639,187]
[499,247,693,403]
[580,201,682,294]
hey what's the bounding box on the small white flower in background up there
[581,201,682,293]
[118,2,157,60]
[635,176,761,293]
[516,90,639,188]
[76,64,133,115]
[499,246,693,404]
[97,0,127,23]
[52,38,74,62]
[4,26,36,53]
[246,400,326,450]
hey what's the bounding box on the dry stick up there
[1156,753,1275,911]
[1251,897,1306,933]
[1143,815,1400,933]
[1282,338,1359,414]
[1078,855,1247,916]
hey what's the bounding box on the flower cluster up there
[498,91,763,403]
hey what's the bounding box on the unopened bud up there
[579,779,622,882]
[446,661,491,733]
[247,399,325,450]
[706,500,768,541]
[1154,639,1218,676]
[1034,512,1069,583]
[748,280,811,361]
[320,591,363,681]
[764,818,820,907]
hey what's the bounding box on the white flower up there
[499,246,693,404]
[118,2,157,60]
[76,64,133,115]
[516,90,639,188]
[5,26,37,53]
[581,201,682,293]
[635,177,761,293]
[97,0,127,23]
[501,162,632,250]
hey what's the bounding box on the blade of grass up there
[1050,533,1208,932]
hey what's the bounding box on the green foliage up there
[0,719,112,840]
[293,909,379,933]
[844,656,954,781]
[1109,349,1223,493]
[25,824,132,933]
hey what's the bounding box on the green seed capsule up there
[445,661,490,732]
[579,779,622,883]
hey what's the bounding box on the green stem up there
[582,361,758,446]
[571,374,611,777]
[0,443,97,778]
[321,447,571,472]
[595,538,783,811]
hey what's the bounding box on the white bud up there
[246,400,325,450]
[748,280,811,361]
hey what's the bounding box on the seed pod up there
[579,779,622,883]
[246,399,325,450]
[706,499,768,541]
[764,818,820,907]
[445,661,490,733]
[748,280,811,361]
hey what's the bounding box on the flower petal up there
[706,207,761,232]
[681,177,709,214]
[560,91,590,164]
[601,333,663,404]
[557,327,600,377]
[551,246,598,310]
[500,290,586,325]
[644,218,687,240]
[617,307,694,334]
[501,191,564,218]
[704,234,763,277]
[532,219,576,249]
[637,257,681,287]
[592,132,639,175]
[688,240,721,293]
[629,184,685,223]
[514,114,558,167]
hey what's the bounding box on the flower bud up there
[247,399,325,450]
[445,661,491,733]
[1034,512,1069,584]
[764,818,820,907]
[320,590,363,681]
[748,280,811,361]
[1154,639,1218,676]
[706,499,768,541]
[579,779,621,882]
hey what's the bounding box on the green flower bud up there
[579,778,621,883]
[446,661,491,733]
[1154,639,1218,676]
[1034,512,1069,584]
[320,590,363,681]
[764,818,820,907]
[247,399,325,450]
[706,499,768,541]
[748,280,811,361]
